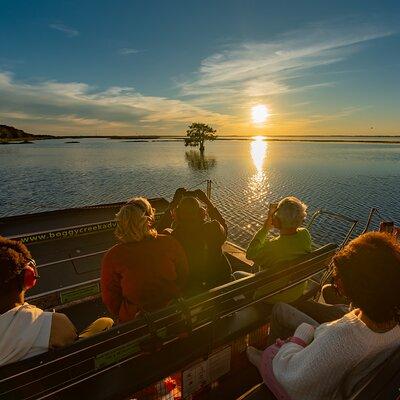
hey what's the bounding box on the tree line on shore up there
[0,124,54,142]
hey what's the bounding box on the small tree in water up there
[184,123,217,153]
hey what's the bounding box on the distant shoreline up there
[54,134,400,139]
[3,133,400,145]
[3,136,400,144]
[2,124,400,144]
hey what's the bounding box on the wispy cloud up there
[0,72,232,135]
[49,23,79,37]
[1,19,396,135]
[180,21,393,108]
[306,106,369,123]
[118,48,140,55]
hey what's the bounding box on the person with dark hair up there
[247,232,400,400]
[0,237,113,366]
[101,197,189,322]
[159,188,232,296]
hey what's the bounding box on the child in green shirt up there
[246,196,311,303]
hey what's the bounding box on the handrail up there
[28,242,331,307]
[220,271,319,319]
[0,318,151,383]
[308,209,358,293]
[307,209,358,248]
[36,250,107,269]
[362,207,378,234]
[307,209,358,226]
[361,207,397,234]
[189,246,337,310]
[35,238,246,271]
[26,278,100,301]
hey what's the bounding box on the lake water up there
[1,138,399,247]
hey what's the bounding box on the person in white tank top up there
[0,236,113,367]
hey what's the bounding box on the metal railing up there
[306,209,358,249]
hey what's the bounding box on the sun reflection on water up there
[251,136,267,173]
[248,136,270,204]
[243,136,270,231]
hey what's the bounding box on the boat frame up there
[0,199,398,400]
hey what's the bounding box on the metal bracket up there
[177,297,193,335]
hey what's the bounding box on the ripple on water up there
[1,139,399,247]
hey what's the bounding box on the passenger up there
[246,197,311,303]
[160,188,232,295]
[299,218,399,322]
[0,237,113,367]
[101,197,189,322]
[247,232,400,400]
[155,187,188,232]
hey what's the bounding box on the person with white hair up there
[246,196,311,303]
[101,197,189,323]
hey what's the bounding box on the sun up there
[251,104,269,124]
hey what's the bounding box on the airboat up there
[0,186,398,400]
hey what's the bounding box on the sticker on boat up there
[60,283,100,304]
[182,346,231,398]
[94,339,142,370]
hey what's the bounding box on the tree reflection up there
[185,150,216,171]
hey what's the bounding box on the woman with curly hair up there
[0,237,113,366]
[247,232,400,400]
[101,197,189,323]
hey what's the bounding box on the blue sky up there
[0,0,399,135]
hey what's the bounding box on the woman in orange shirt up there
[101,197,188,323]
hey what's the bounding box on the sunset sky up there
[1,0,399,136]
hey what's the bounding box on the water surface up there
[1,138,399,246]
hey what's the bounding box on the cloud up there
[49,23,80,37]
[1,19,396,136]
[306,106,369,123]
[0,72,232,135]
[118,48,140,55]
[180,21,393,108]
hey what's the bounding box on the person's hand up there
[267,203,278,220]
[263,202,278,229]
[171,187,187,206]
[263,218,272,230]
[193,189,209,203]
